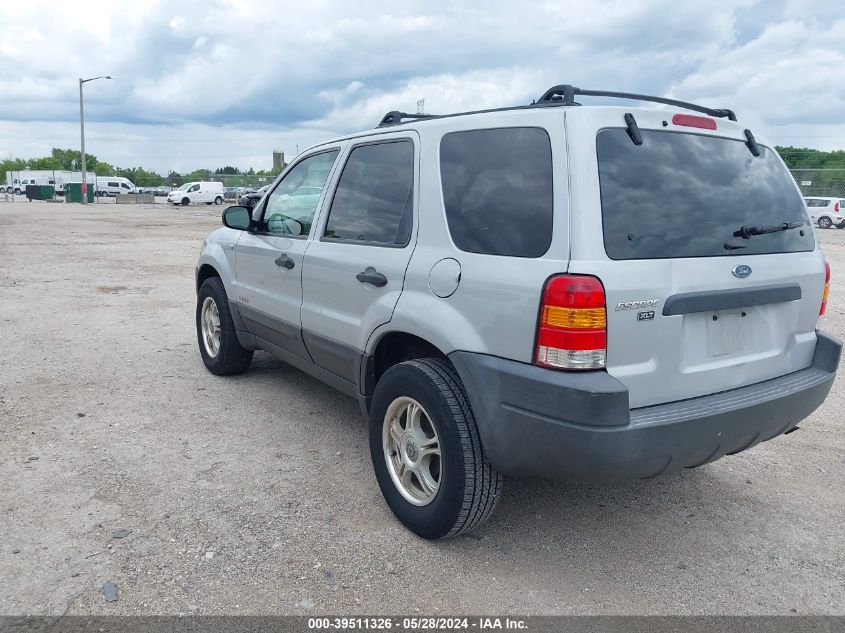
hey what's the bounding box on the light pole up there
[79,75,112,204]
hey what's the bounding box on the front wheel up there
[182,197,190,206]
[196,277,253,375]
[818,217,832,229]
[369,358,502,539]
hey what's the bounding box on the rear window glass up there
[597,129,814,259]
[440,127,553,257]
[324,140,414,245]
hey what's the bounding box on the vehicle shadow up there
[244,352,803,585]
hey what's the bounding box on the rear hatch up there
[565,107,826,408]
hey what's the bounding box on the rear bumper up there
[449,330,841,481]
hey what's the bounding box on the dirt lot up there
[1,200,843,616]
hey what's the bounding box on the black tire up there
[206,202,213,205]
[215,196,223,205]
[818,216,832,229]
[369,358,502,539]
[182,197,190,206]
[196,277,253,375]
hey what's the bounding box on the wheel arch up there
[196,263,221,294]
[360,331,454,410]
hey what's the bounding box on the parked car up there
[195,85,839,539]
[804,197,845,229]
[238,184,271,209]
[224,187,239,200]
[96,176,136,197]
[167,181,225,206]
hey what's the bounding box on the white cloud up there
[0,0,841,171]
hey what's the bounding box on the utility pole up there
[79,75,112,203]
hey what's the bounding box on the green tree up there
[27,156,63,170]
[49,148,103,171]
[0,157,28,176]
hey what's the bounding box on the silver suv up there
[195,85,841,539]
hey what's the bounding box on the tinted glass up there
[806,199,828,207]
[440,127,553,257]
[323,141,414,245]
[597,129,814,259]
[261,150,339,236]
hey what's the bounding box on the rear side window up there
[440,127,553,257]
[323,140,414,245]
[597,129,814,259]
[806,199,829,208]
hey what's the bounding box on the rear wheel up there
[369,358,502,539]
[215,196,223,205]
[819,216,832,229]
[196,277,253,375]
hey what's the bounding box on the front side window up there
[189,184,200,192]
[440,127,553,257]
[261,150,339,236]
[121,183,131,189]
[323,140,414,245]
[597,129,814,259]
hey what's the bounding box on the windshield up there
[175,183,190,191]
[597,129,814,259]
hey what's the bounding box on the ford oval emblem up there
[732,264,752,279]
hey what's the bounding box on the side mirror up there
[222,206,251,230]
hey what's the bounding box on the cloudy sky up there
[0,0,843,174]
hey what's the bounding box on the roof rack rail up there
[534,85,737,122]
[377,110,438,127]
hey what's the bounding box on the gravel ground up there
[1,201,843,616]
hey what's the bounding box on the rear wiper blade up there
[733,221,804,239]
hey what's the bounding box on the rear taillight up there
[835,201,840,213]
[820,261,831,316]
[535,275,606,370]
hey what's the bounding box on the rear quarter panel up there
[369,108,572,361]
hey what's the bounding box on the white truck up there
[95,176,137,197]
[2,170,95,196]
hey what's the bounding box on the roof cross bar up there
[535,85,737,121]
[378,111,438,127]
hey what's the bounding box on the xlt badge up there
[615,299,659,311]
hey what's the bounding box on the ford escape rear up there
[195,84,841,539]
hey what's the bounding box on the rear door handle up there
[275,253,295,269]
[356,267,387,287]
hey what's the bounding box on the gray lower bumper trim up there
[450,330,841,481]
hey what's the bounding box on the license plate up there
[706,310,751,357]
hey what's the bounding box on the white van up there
[167,181,225,206]
[96,176,137,197]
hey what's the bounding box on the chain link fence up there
[790,169,845,198]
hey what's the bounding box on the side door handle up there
[356,267,387,287]
[275,253,295,270]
